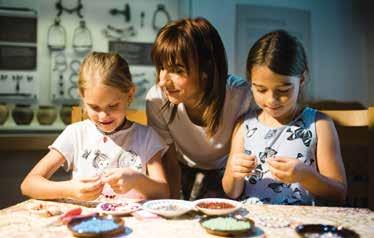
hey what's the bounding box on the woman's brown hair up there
[151,17,228,136]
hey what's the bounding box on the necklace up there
[96,117,130,136]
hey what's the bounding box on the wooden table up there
[0,199,373,237]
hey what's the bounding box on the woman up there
[146,17,251,199]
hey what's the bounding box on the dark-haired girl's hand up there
[267,156,311,184]
[228,153,257,180]
[68,176,104,201]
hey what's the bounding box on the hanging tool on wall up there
[152,4,171,31]
[72,20,93,54]
[102,25,136,40]
[140,11,145,28]
[47,17,67,51]
[55,0,83,18]
[110,3,131,22]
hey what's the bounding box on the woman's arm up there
[161,144,181,199]
[21,149,103,201]
[299,112,347,204]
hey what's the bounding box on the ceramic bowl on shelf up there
[0,103,9,125]
[37,105,57,125]
[60,105,73,125]
[12,104,34,125]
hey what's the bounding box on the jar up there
[37,105,57,125]
[0,103,9,125]
[60,105,73,125]
[12,104,34,125]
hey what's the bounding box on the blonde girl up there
[21,52,169,201]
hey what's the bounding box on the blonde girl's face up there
[158,66,202,108]
[251,65,304,123]
[82,82,132,133]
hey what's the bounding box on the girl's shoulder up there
[62,119,95,133]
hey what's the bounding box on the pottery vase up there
[12,104,34,125]
[0,103,9,125]
[37,106,57,125]
[60,105,72,125]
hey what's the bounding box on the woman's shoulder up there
[146,85,164,101]
[226,75,249,89]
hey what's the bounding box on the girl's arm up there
[21,149,103,201]
[222,121,247,199]
[299,112,347,204]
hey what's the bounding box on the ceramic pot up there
[37,106,57,125]
[60,105,72,125]
[12,104,34,125]
[0,103,9,125]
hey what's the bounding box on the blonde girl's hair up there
[78,52,134,97]
[151,17,228,137]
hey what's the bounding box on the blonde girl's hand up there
[69,176,104,201]
[267,156,311,184]
[101,168,141,194]
[229,153,257,179]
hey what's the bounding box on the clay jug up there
[0,103,9,125]
[60,105,72,125]
[37,105,57,125]
[12,104,34,125]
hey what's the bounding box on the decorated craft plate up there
[67,214,124,237]
[142,199,193,218]
[96,202,141,216]
[193,198,242,216]
[200,215,255,237]
[295,224,360,238]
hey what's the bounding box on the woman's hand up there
[267,157,311,184]
[68,176,104,201]
[101,168,141,194]
[228,153,257,180]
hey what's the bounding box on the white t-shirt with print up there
[50,119,168,199]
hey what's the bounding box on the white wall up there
[190,0,368,105]
[0,0,180,107]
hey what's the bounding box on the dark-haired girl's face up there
[251,65,303,124]
[158,67,202,108]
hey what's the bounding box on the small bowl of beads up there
[194,198,242,216]
[295,224,359,238]
[67,214,124,237]
[142,199,193,218]
[200,215,255,237]
[96,202,142,216]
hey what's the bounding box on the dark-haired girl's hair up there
[246,30,308,81]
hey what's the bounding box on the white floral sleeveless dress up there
[242,107,317,205]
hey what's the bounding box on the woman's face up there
[158,66,202,108]
[82,81,132,133]
[251,65,303,122]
